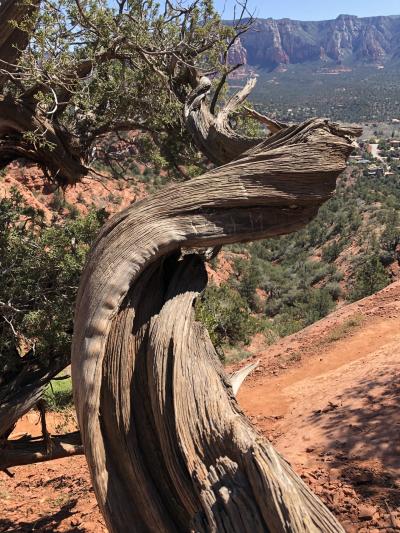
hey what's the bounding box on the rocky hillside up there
[0,161,148,222]
[200,154,400,364]
[231,15,400,70]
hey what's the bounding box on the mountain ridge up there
[245,14,400,24]
[228,14,400,70]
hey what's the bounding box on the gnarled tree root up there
[72,118,359,532]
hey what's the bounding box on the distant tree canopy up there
[0,0,251,184]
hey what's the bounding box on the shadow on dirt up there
[309,369,400,505]
[0,499,80,532]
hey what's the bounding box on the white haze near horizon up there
[214,0,399,21]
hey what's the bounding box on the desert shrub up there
[332,270,344,282]
[66,202,80,219]
[303,288,336,324]
[379,250,394,267]
[322,241,343,263]
[271,287,335,337]
[349,254,390,302]
[325,282,343,301]
[0,190,106,388]
[129,163,140,174]
[273,315,305,337]
[235,262,263,311]
[326,314,363,343]
[196,284,259,351]
[380,210,400,256]
[49,188,65,211]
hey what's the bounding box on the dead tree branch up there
[0,432,83,470]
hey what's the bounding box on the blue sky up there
[214,0,399,20]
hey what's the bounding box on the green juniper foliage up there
[196,284,259,351]
[350,254,390,302]
[0,189,105,389]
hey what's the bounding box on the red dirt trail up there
[237,281,400,532]
[1,283,400,532]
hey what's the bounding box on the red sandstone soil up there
[0,411,105,533]
[0,161,146,221]
[1,283,400,531]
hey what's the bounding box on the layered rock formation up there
[233,14,400,70]
[227,36,248,66]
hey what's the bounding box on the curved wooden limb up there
[230,360,260,395]
[0,354,70,439]
[0,385,45,439]
[0,96,89,185]
[0,431,83,470]
[184,76,264,166]
[243,106,290,134]
[219,77,258,119]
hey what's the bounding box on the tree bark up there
[72,110,360,531]
[184,77,265,165]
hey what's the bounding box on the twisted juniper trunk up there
[72,113,360,532]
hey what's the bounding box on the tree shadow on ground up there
[0,499,81,532]
[309,369,400,506]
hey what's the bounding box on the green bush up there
[0,190,106,388]
[236,262,263,311]
[325,282,343,301]
[196,284,259,353]
[44,377,73,411]
[270,287,335,337]
[49,188,65,211]
[349,254,390,302]
[322,241,343,263]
